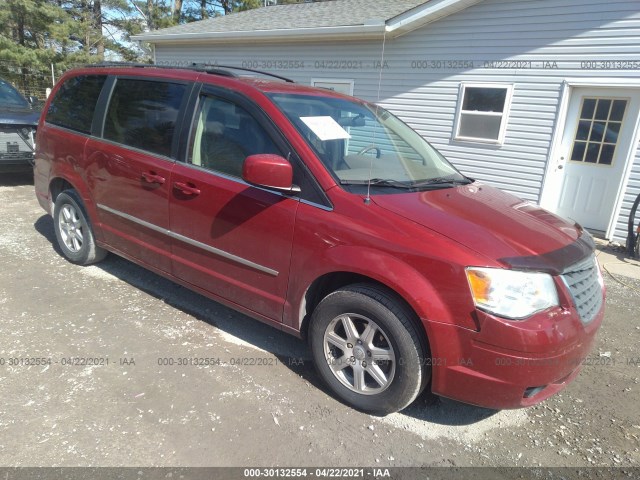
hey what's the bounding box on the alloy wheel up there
[323,314,396,395]
[58,204,84,253]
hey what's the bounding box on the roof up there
[133,0,484,44]
[58,64,356,100]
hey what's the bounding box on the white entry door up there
[551,88,640,232]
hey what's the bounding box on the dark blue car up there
[0,78,40,171]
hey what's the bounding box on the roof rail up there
[92,62,238,78]
[90,61,294,83]
[211,65,294,83]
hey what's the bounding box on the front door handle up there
[141,171,166,185]
[173,181,201,196]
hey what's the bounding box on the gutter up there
[132,23,387,45]
[387,0,485,36]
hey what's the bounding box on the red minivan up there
[34,64,605,415]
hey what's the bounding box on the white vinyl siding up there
[155,0,640,242]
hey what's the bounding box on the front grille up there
[561,254,603,325]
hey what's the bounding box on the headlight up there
[466,267,559,319]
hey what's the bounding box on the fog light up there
[523,386,546,398]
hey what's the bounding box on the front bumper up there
[0,130,35,168]
[426,299,604,410]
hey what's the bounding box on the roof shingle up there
[142,0,430,37]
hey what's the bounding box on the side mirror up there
[28,96,38,105]
[242,154,301,194]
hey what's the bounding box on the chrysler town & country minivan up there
[34,64,605,414]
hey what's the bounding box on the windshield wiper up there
[340,176,474,190]
[410,176,473,188]
[340,178,414,189]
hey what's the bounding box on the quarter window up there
[189,96,280,177]
[103,79,187,157]
[454,84,513,144]
[46,75,107,134]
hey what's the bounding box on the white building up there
[134,0,640,243]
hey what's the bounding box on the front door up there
[168,92,298,322]
[550,88,640,233]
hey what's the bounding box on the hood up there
[0,106,40,128]
[372,182,594,275]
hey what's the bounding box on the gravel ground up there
[0,172,638,473]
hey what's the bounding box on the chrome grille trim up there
[560,254,603,325]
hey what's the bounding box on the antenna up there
[365,29,387,205]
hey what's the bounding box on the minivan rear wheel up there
[53,190,107,265]
[309,283,429,415]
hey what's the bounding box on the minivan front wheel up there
[309,284,428,415]
[53,190,107,265]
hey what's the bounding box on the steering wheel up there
[357,145,382,158]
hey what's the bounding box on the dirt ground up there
[0,172,638,473]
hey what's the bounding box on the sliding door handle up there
[141,171,166,185]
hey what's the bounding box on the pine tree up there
[0,0,74,65]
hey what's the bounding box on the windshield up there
[268,93,469,190]
[0,80,29,108]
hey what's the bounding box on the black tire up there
[53,190,107,265]
[309,283,429,415]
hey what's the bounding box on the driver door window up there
[189,96,280,177]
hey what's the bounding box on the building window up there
[570,97,627,166]
[311,79,354,96]
[454,83,513,144]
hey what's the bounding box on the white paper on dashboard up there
[300,116,351,141]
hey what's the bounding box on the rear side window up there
[46,75,107,134]
[103,79,187,157]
